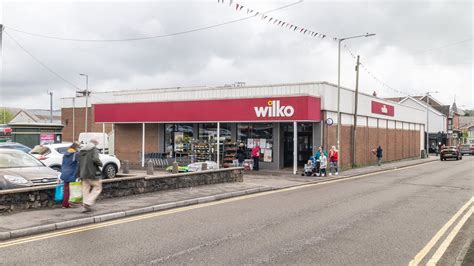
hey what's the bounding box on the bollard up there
[202,162,208,171]
[172,161,179,174]
[122,160,130,174]
[146,160,154,175]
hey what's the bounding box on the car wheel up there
[103,164,117,179]
[51,165,61,172]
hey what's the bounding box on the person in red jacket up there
[251,145,261,171]
[329,145,339,176]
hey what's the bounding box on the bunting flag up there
[218,1,339,43]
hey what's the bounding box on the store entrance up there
[282,123,313,167]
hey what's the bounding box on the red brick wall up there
[113,123,161,166]
[115,124,141,165]
[324,120,421,169]
[62,107,112,142]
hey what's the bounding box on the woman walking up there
[236,143,247,167]
[329,146,339,176]
[251,144,261,171]
[60,142,80,208]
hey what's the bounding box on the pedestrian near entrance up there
[376,145,383,166]
[329,146,339,176]
[314,146,328,176]
[319,153,328,177]
[251,144,261,171]
[78,139,103,213]
[236,143,247,167]
[59,142,80,208]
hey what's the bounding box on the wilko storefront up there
[94,96,322,172]
[61,82,427,172]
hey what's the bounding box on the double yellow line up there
[409,197,473,266]
[0,161,435,249]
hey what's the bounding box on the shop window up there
[238,123,274,162]
[164,124,194,157]
[198,123,231,142]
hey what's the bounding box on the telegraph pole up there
[351,55,360,167]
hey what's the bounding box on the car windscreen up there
[30,146,51,155]
[55,147,69,154]
[0,151,44,168]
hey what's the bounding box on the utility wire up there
[5,31,80,90]
[4,1,303,42]
[410,38,473,54]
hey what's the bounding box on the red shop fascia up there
[94,96,321,123]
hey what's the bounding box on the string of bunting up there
[217,0,338,42]
[218,0,411,96]
[343,45,412,96]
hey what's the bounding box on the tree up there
[0,108,13,124]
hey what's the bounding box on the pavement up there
[0,156,471,264]
[0,156,438,240]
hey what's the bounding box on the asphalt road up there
[1,157,472,265]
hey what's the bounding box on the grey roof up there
[459,116,474,129]
[8,109,61,124]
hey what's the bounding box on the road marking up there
[0,160,436,248]
[409,197,474,266]
[426,206,473,266]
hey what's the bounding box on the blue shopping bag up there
[54,183,64,202]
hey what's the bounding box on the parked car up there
[460,144,474,156]
[0,149,60,190]
[440,146,462,161]
[30,143,121,178]
[0,142,32,153]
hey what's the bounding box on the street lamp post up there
[336,33,375,172]
[79,74,89,133]
[424,91,439,156]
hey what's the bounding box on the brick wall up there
[323,121,421,169]
[114,123,161,166]
[62,107,112,142]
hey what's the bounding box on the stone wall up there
[0,168,243,213]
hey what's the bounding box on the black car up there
[0,142,32,153]
[440,146,462,161]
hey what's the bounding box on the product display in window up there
[194,142,211,162]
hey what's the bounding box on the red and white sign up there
[95,96,321,123]
[371,101,395,116]
[40,133,55,145]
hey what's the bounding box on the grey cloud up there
[1,0,472,110]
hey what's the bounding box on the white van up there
[78,132,109,153]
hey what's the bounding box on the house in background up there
[386,95,447,153]
[9,109,61,124]
[459,116,474,144]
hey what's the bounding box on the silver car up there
[0,149,60,190]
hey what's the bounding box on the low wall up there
[0,168,244,213]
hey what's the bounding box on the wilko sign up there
[371,101,395,116]
[95,96,321,122]
[254,100,295,118]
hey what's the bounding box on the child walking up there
[319,153,328,177]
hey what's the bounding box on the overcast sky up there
[1,0,472,110]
